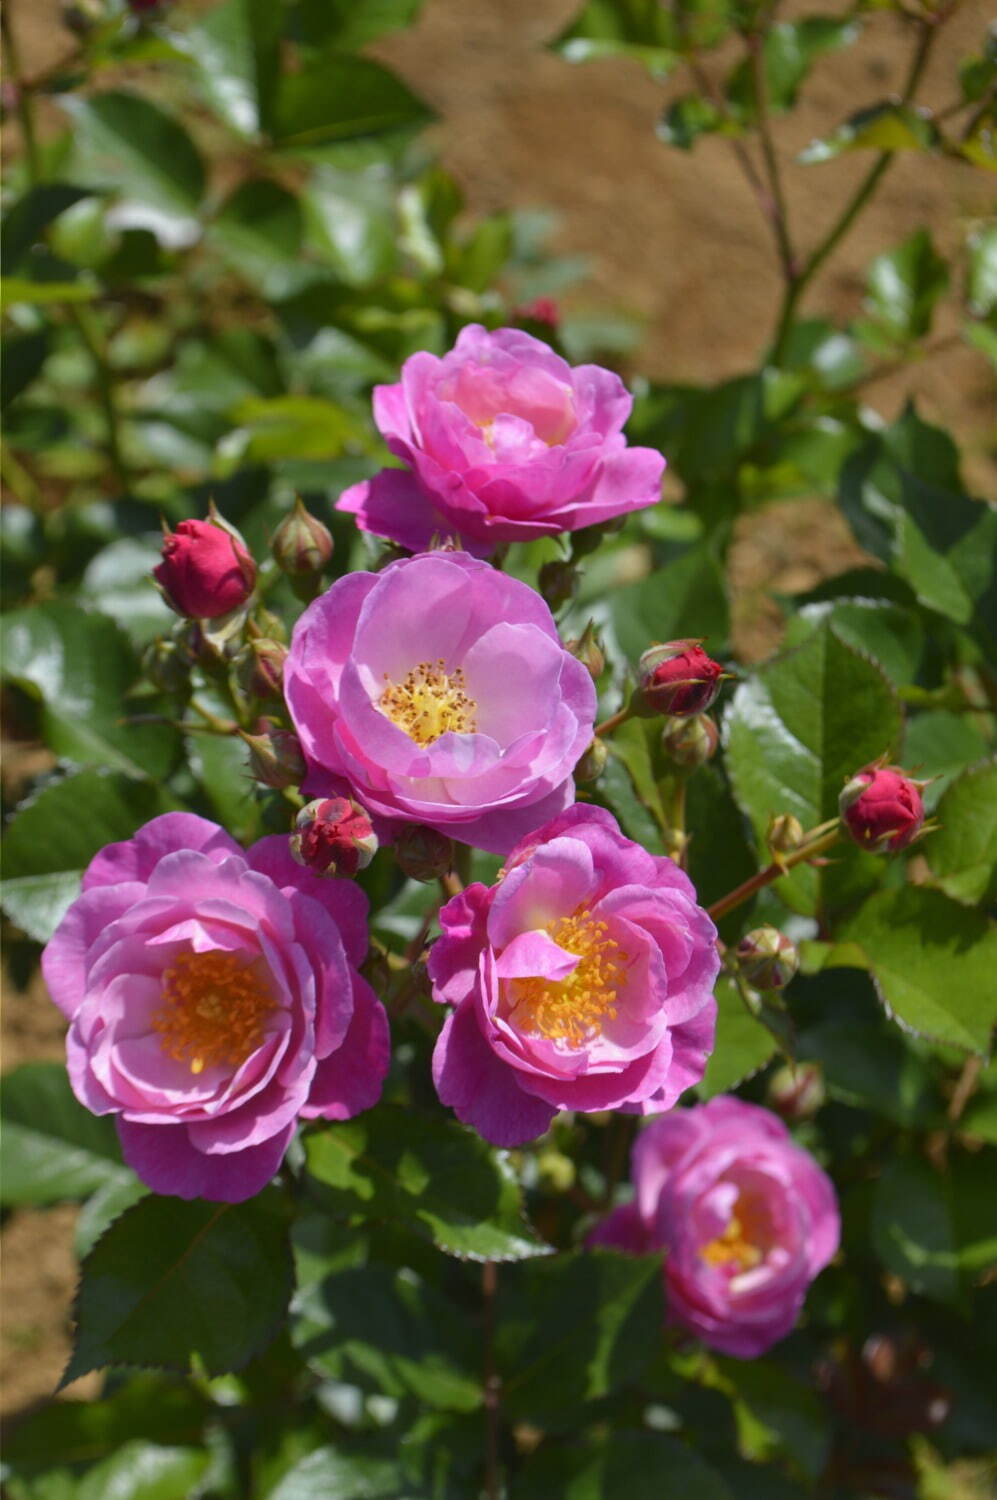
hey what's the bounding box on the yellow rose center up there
[379,659,478,746]
[505,909,629,1049]
[152,950,276,1075]
[699,1203,764,1273]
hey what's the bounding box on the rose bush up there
[336,324,665,555]
[42,814,388,1201]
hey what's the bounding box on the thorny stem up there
[771,10,946,363]
[707,824,843,921]
[747,30,797,283]
[482,1260,501,1500]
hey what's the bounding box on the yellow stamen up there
[152,950,275,1075]
[505,908,629,1048]
[700,1207,764,1273]
[379,658,478,746]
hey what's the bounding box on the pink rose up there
[284,551,596,855]
[42,813,389,1202]
[154,518,256,619]
[592,1097,840,1358]
[839,763,925,853]
[428,805,719,1146]
[336,325,665,556]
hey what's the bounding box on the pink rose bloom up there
[592,1097,840,1358]
[284,551,596,855]
[42,814,389,1203]
[428,805,719,1146]
[336,325,665,556]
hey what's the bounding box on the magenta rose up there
[284,551,596,855]
[336,325,665,556]
[41,813,389,1203]
[154,518,256,619]
[591,1097,840,1358]
[428,805,719,1146]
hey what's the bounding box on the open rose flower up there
[284,551,596,855]
[336,324,665,556]
[42,814,389,1203]
[591,1097,839,1357]
[428,805,719,1145]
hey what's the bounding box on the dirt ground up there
[2,0,994,1421]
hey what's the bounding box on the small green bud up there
[660,713,718,770]
[574,737,609,783]
[736,927,799,991]
[270,496,334,579]
[396,825,455,883]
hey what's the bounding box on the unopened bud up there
[141,636,190,695]
[538,559,577,611]
[574,737,609,783]
[839,763,926,853]
[234,638,287,701]
[512,297,560,330]
[736,927,799,991]
[291,797,377,877]
[242,720,306,790]
[633,640,724,718]
[766,812,805,860]
[660,713,718,770]
[271,496,334,579]
[565,621,605,681]
[154,512,256,620]
[395,825,455,883]
[767,1062,826,1121]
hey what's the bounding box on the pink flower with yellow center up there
[42,813,389,1202]
[284,551,596,855]
[590,1097,840,1357]
[336,324,665,556]
[428,805,719,1145]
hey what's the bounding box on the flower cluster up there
[591,1097,839,1357]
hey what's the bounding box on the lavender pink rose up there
[336,324,665,555]
[42,813,389,1202]
[284,550,596,855]
[428,805,719,1145]
[591,1097,840,1357]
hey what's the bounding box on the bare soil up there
[2,0,993,1421]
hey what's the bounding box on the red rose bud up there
[234,638,288,702]
[395,825,455,883]
[271,496,334,579]
[736,927,799,991]
[839,764,925,853]
[574,737,609,783]
[767,1062,826,1122]
[766,812,804,861]
[291,797,377,878]
[660,713,718,770]
[634,640,724,718]
[565,621,605,681]
[154,517,256,620]
[241,721,306,790]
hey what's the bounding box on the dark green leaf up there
[723,626,902,914]
[303,164,397,286]
[926,758,997,906]
[726,19,859,120]
[77,1441,210,1500]
[512,1430,733,1499]
[209,179,306,298]
[863,228,949,342]
[1,1063,133,1207]
[799,102,942,163]
[782,598,924,687]
[2,330,52,409]
[967,223,997,316]
[1,184,93,270]
[63,92,205,216]
[64,1189,294,1384]
[713,1356,831,1481]
[552,0,681,74]
[1,603,180,778]
[497,1251,665,1429]
[657,95,724,149]
[267,1447,406,1500]
[303,1104,550,1261]
[183,0,281,138]
[274,57,433,149]
[699,975,777,1098]
[609,544,729,660]
[872,1151,978,1303]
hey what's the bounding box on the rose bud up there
[574,737,608,783]
[241,721,306,790]
[767,1062,826,1121]
[291,797,378,878]
[839,764,926,853]
[736,927,799,991]
[234,638,288,702]
[154,516,256,620]
[538,559,578,611]
[395,825,455,883]
[766,812,804,862]
[634,640,724,718]
[660,713,718,770]
[512,297,560,329]
[141,636,190,695]
[271,496,334,579]
[565,621,605,681]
